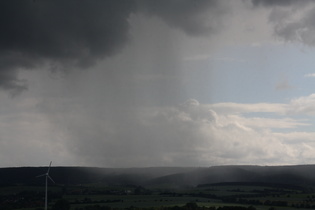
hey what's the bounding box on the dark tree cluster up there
[74,202,256,210]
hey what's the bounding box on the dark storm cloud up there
[0,0,226,93]
[252,0,315,46]
[0,53,31,94]
[0,0,135,92]
[0,0,134,60]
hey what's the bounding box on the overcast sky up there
[2,0,315,167]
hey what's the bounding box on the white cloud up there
[209,102,288,114]
[274,132,315,143]
[305,73,315,77]
[141,97,315,166]
[206,94,315,117]
[287,94,315,115]
[227,115,309,129]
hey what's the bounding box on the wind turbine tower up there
[37,161,55,210]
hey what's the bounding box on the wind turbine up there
[37,161,55,210]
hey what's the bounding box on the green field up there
[2,182,315,210]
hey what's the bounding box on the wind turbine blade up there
[47,161,52,174]
[36,173,46,178]
[48,175,55,184]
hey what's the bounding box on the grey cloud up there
[272,6,315,46]
[252,0,315,46]
[0,0,231,94]
[136,0,228,36]
[0,70,27,95]
[40,97,221,167]
[252,0,311,7]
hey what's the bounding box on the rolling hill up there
[1,165,315,188]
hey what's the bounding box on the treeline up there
[74,202,257,210]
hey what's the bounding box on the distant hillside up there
[0,167,196,186]
[1,165,315,188]
[147,165,315,187]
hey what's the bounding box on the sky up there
[2,0,315,167]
